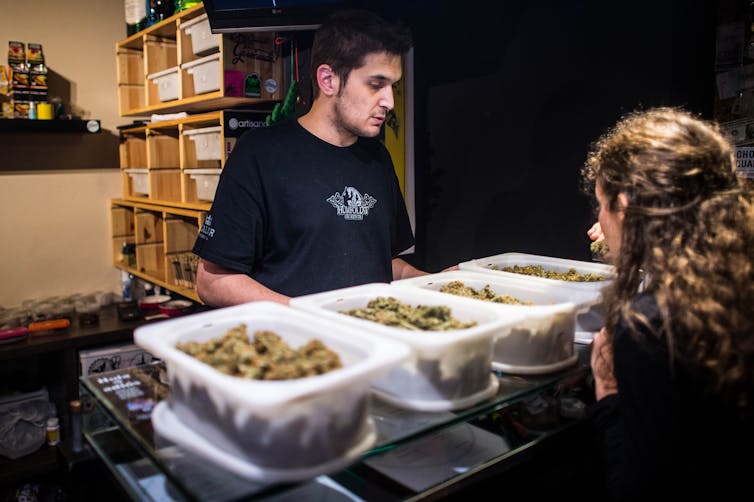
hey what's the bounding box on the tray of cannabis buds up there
[458,252,615,291]
[134,301,410,482]
[393,270,597,374]
[290,283,528,411]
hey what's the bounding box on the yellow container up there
[37,102,54,120]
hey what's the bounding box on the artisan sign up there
[735,146,754,178]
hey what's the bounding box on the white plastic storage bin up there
[182,53,220,95]
[180,14,220,56]
[186,168,221,201]
[147,66,180,102]
[183,126,222,160]
[134,301,410,482]
[124,168,149,195]
[291,282,528,412]
[393,270,590,374]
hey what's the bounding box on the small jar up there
[75,296,100,326]
[46,417,60,446]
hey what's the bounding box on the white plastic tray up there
[458,252,614,291]
[152,401,377,483]
[290,283,528,411]
[134,301,409,475]
[393,270,581,374]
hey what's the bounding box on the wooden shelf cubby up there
[118,109,270,210]
[110,199,204,302]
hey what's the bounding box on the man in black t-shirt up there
[192,9,426,306]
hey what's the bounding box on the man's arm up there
[391,257,428,281]
[195,259,290,307]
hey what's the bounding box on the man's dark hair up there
[310,9,413,98]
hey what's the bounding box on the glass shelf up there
[79,345,593,501]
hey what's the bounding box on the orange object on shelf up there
[28,318,70,332]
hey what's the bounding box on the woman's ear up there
[617,192,629,220]
[617,192,629,208]
[316,64,339,97]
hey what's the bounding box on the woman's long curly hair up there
[581,107,754,410]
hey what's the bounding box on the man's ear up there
[316,64,339,97]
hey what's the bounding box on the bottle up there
[125,0,147,36]
[46,417,60,446]
[120,241,128,265]
[146,0,174,27]
[70,400,82,453]
[28,101,37,120]
[122,270,133,302]
[121,241,135,267]
[174,0,200,12]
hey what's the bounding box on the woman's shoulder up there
[629,291,659,319]
[615,292,664,351]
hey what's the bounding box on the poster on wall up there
[381,49,415,237]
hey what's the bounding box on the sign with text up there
[735,146,754,178]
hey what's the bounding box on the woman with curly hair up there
[582,107,754,500]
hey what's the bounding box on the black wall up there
[367,0,716,271]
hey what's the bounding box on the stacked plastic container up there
[133,252,611,482]
[183,125,222,201]
[134,301,410,482]
[458,252,615,343]
[180,14,221,95]
[290,282,528,411]
[393,269,604,374]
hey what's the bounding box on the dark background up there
[278,0,718,271]
[365,0,717,271]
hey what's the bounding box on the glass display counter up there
[79,345,593,501]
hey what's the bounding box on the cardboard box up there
[79,343,156,376]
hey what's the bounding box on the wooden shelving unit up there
[111,2,284,301]
[116,3,283,116]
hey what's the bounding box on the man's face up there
[332,51,402,139]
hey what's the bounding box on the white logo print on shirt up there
[326,186,377,220]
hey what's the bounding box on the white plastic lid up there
[183,125,222,136]
[181,52,220,70]
[186,168,222,175]
[147,65,180,80]
[179,13,209,30]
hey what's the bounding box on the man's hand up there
[587,221,604,242]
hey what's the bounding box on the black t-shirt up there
[192,119,415,297]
